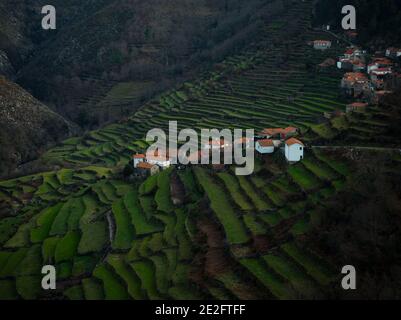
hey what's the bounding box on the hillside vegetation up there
[0,0,400,300]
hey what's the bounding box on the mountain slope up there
[16,0,284,126]
[0,76,76,177]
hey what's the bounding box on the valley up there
[0,0,401,300]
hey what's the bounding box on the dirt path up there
[312,145,401,152]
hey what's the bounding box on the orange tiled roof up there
[285,138,304,147]
[261,127,297,136]
[258,139,274,147]
[137,162,155,170]
[348,102,368,108]
[133,154,145,159]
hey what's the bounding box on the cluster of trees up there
[308,151,401,299]
[15,0,285,129]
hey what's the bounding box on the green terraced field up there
[0,0,365,300]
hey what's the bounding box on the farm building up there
[257,127,298,139]
[341,72,371,97]
[136,162,159,177]
[285,138,304,163]
[313,40,331,50]
[147,152,172,169]
[132,154,146,168]
[256,139,275,154]
[385,47,401,58]
[346,102,368,113]
[324,110,346,119]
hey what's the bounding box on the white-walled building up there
[132,154,146,168]
[146,150,172,169]
[313,40,332,50]
[256,139,275,154]
[285,138,304,163]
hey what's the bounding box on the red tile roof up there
[133,154,145,159]
[348,102,368,108]
[137,162,156,170]
[257,139,274,147]
[285,138,304,147]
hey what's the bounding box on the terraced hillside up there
[0,0,398,300]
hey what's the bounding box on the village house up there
[255,139,275,154]
[147,150,172,169]
[346,102,368,113]
[341,72,371,97]
[132,154,146,168]
[313,40,332,50]
[324,110,346,120]
[136,162,160,177]
[367,57,393,73]
[257,126,298,140]
[385,47,401,59]
[285,138,304,163]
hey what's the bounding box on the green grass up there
[55,231,80,263]
[0,248,28,277]
[288,165,322,191]
[16,275,41,300]
[112,200,135,250]
[107,254,145,300]
[218,172,253,210]
[240,258,295,299]
[194,168,250,245]
[64,285,84,300]
[30,204,62,243]
[139,174,158,196]
[82,278,105,300]
[78,221,107,254]
[155,169,174,213]
[16,245,42,276]
[0,280,18,299]
[5,218,36,248]
[281,242,334,286]
[93,264,130,300]
[263,254,319,297]
[124,190,162,236]
[237,176,271,211]
[302,158,338,180]
[131,260,162,300]
[72,256,98,277]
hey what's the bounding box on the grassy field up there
[0,0,356,300]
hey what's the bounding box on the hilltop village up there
[129,31,401,178]
[312,33,401,116]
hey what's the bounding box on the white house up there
[132,154,145,168]
[146,150,171,169]
[313,40,332,50]
[385,47,401,58]
[256,139,275,154]
[284,138,304,163]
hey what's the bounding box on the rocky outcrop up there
[0,76,76,177]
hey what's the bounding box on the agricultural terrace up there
[0,0,394,300]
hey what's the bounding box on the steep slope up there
[16,0,283,126]
[0,76,76,177]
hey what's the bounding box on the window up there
[300,147,303,151]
